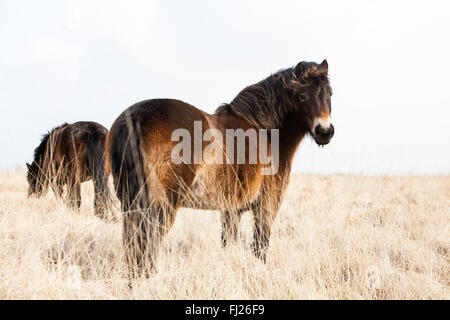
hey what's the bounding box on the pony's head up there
[26,161,45,197]
[26,125,62,197]
[291,59,334,146]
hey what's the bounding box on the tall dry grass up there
[0,170,448,299]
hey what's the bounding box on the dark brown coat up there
[27,121,110,218]
[105,60,334,277]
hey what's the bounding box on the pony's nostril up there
[314,125,324,135]
[315,124,334,139]
[327,125,334,138]
[315,125,328,135]
[329,124,334,136]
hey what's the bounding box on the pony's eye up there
[299,93,308,102]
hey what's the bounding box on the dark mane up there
[33,123,69,164]
[215,62,331,129]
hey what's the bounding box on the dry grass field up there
[0,170,448,299]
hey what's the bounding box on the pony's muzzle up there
[313,123,334,145]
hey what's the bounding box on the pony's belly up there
[182,164,261,211]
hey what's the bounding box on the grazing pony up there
[27,121,110,218]
[106,60,334,277]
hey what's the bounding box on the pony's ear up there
[295,61,306,76]
[319,59,328,74]
[26,163,32,170]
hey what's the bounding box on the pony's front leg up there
[251,200,278,262]
[220,209,244,247]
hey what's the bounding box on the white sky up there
[0,0,449,174]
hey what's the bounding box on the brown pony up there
[27,121,110,218]
[105,60,334,277]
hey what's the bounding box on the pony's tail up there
[110,112,149,213]
[86,130,111,218]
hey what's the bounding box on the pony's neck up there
[219,71,310,161]
[32,143,49,186]
[227,87,308,133]
[34,159,47,185]
[226,92,308,169]
[225,70,304,131]
[279,111,308,151]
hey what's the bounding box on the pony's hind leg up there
[123,208,153,279]
[52,181,64,199]
[123,202,177,280]
[93,190,105,219]
[93,178,109,219]
[67,181,81,210]
[220,209,244,247]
